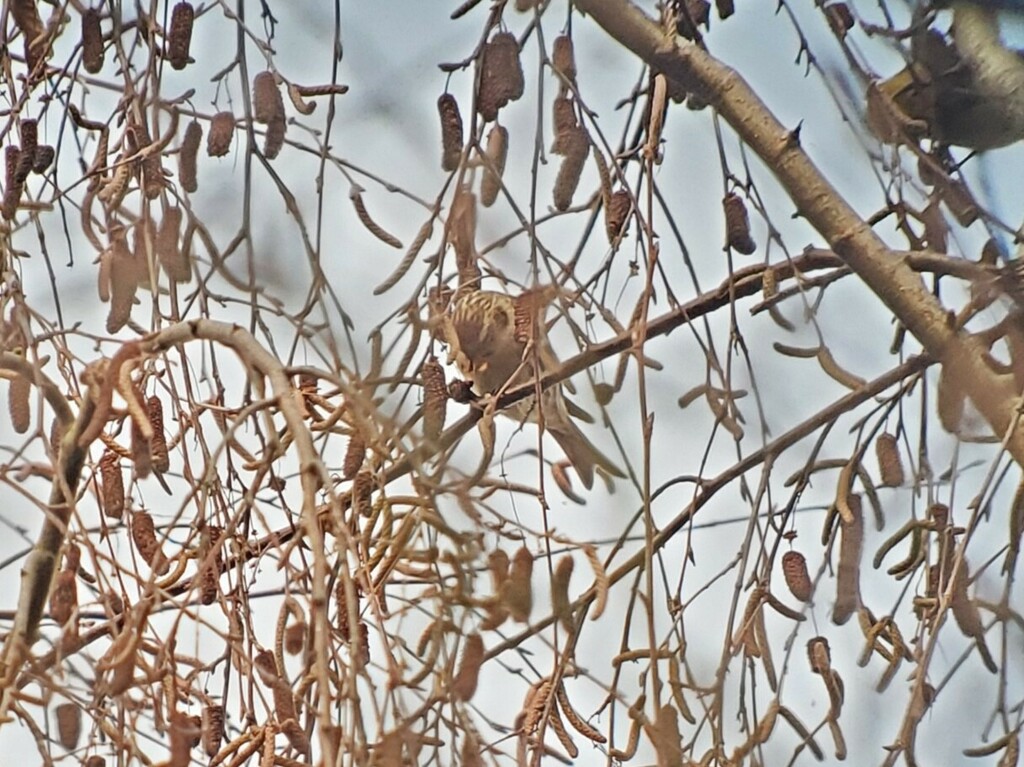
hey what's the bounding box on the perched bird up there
[438,287,624,489]
[871,6,1024,149]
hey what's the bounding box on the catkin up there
[724,192,756,254]
[422,356,448,443]
[438,93,463,172]
[605,189,631,243]
[253,71,284,125]
[502,546,533,623]
[551,95,576,155]
[478,32,524,121]
[263,116,286,159]
[342,429,365,480]
[875,432,904,487]
[8,374,30,433]
[55,703,81,750]
[100,450,124,519]
[207,111,235,157]
[131,510,169,574]
[553,128,588,211]
[480,124,508,207]
[179,120,201,192]
[202,704,224,756]
[167,2,194,70]
[148,395,170,473]
[157,205,189,282]
[82,8,104,73]
[781,551,812,602]
[106,236,137,333]
[33,144,54,174]
[552,35,577,87]
[452,633,484,701]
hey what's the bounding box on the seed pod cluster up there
[207,112,234,157]
[723,192,756,255]
[781,551,812,602]
[82,8,104,73]
[480,124,508,207]
[478,32,524,121]
[438,93,463,172]
[422,356,448,443]
[100,450,125,519]
[179,120,201,192]
[553,129,589,211]
[167,2,194,70]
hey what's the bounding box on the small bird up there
[871,7,1024,149]
[439,287,624,489]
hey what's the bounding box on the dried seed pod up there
[875,432,904,487]
[478,31,524,121]
[263,116,286,159]
[147,395,169,474]
[438,93,463,172]
[33,144,54,174]
[552,35,577,87]
[807,636,831,674]
[253,71,284,125]
[781,551,812,602]
[55,702,81,750]
[553,128,589,211]
[422,356,448,443]
[158,205,190,282]
[207,111,235,157]
[480,124,508,207]
[452,633,484,701]
[202,704,224,757]
[551,95,577,155]
[167,2,194,70]
[502,546,533,623]
[724,192,756,255]
[350,189,402,248]
[131,509,169,574]
[100,450,125,519]
[8,374,30,433]
[179,120,201,193]
[82,8,104,73]
[605,189,631,243]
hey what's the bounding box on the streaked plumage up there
[441,289,624,489]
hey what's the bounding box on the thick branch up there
[574,0,1024,463]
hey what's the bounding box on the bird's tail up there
[548,417,625,490]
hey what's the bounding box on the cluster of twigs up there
[0,1,1021,766]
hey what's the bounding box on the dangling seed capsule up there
[480,124,508,207]
[179,120,201,192]
[81,8,104,74]
[723,192,756,255]
[781,551,812,602]
[167,2,194,70]
[207,112,235,157]
[438,93,463,172]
